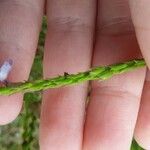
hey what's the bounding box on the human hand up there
[0,0,150,150]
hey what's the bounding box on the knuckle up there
[48,17,93,33]
[91,84,139,100]
[98,0,135,36]
[97,17,135,36]
[0,0,41,14]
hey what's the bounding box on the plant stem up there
[0,59,146,96]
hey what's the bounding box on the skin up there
[0,0,150,149]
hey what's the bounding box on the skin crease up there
[1,0,150,150]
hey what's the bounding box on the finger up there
[129,0,150,68]
[0,0,44,125]
[134,70,150,149]
[129,1,150,149]
[39,1,96,149]
[83,0,146,149]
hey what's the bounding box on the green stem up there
[0,59,146,96]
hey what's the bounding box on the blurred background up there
[0,17,144,150]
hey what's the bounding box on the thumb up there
[130,0,150,67]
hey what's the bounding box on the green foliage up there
[131,140,144,150]
[0,16,144,150]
